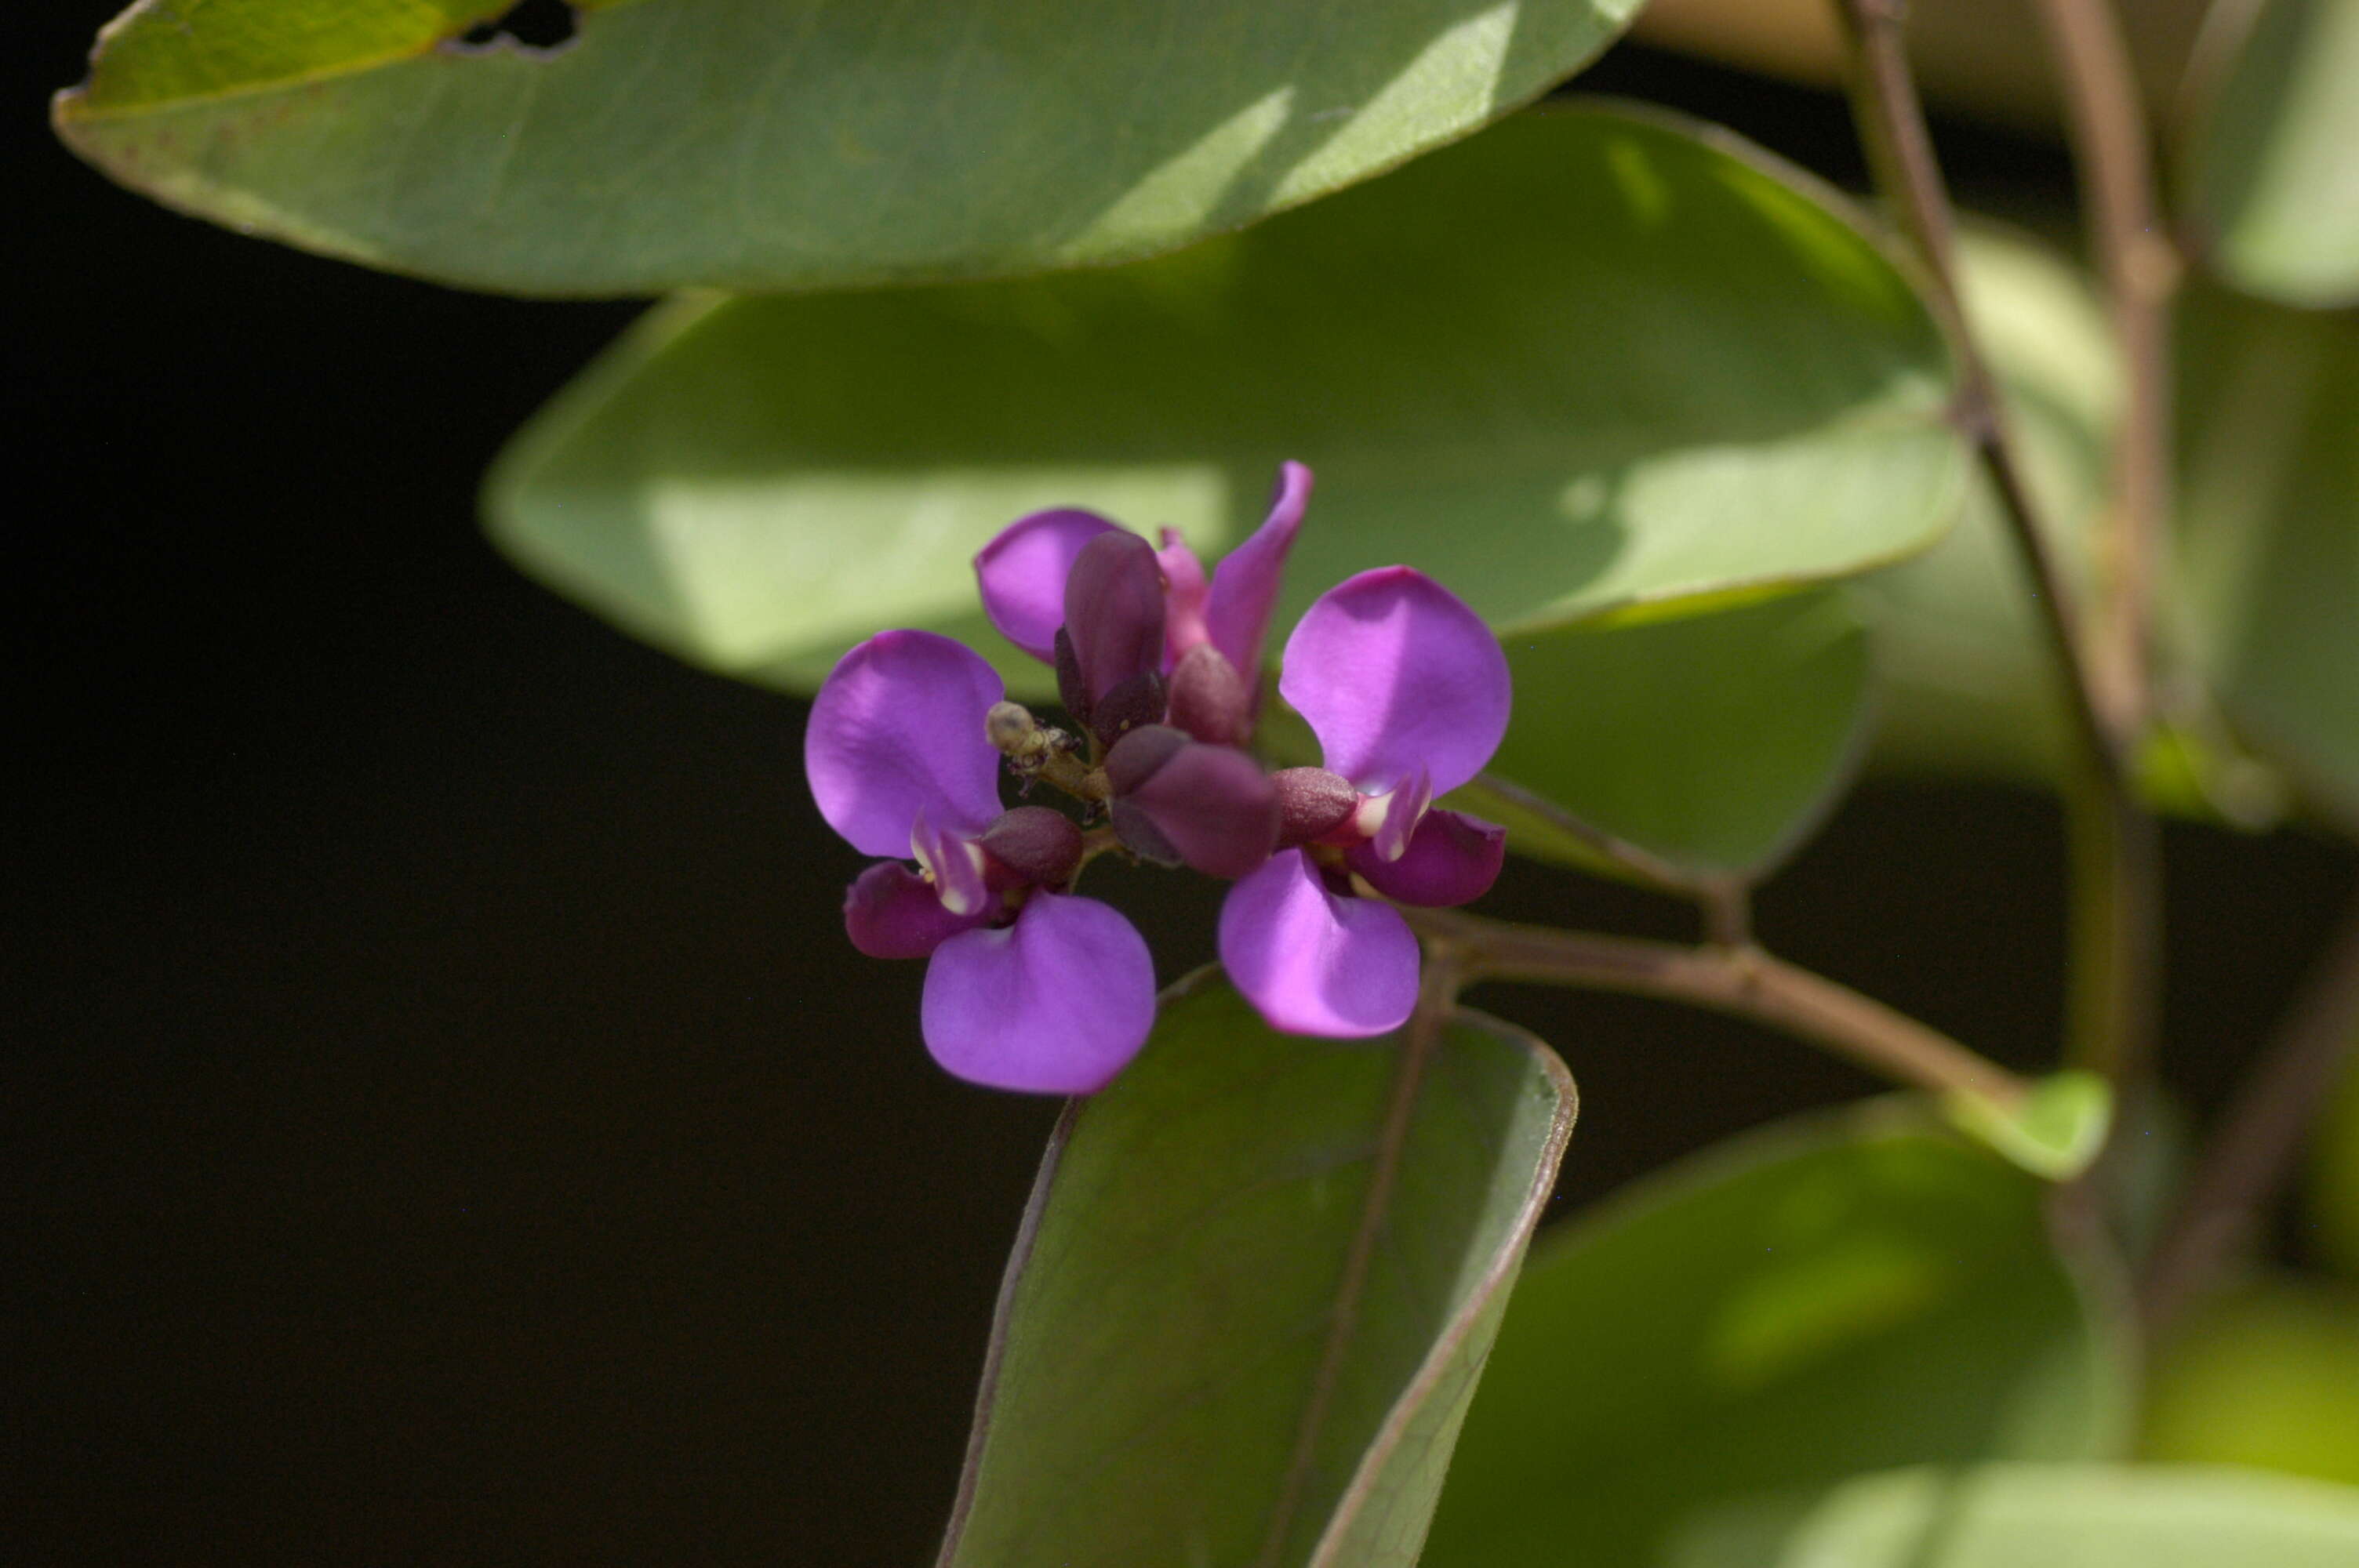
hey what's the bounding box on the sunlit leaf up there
[2143,1278,2359,1487]
[1945,1069,2114,1181]
[1420,1101,2133,1566]
[2182,0,2359,308]
[938,971,1575,1568]
[489,104,1964,695]
[55,0,1644,295]
[1672,1463,2359,1566]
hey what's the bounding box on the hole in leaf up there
[455,0,580,54]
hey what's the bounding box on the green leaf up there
[54,0,1645,296]
[1944,1070,2114,1181]
[1671,1464,2359,1566]
[1419,1100,2134,1567]
[938,971,1576,1568]
[1459,588,1873,879]
[2183,0,2359,308]
[489,103,1964,693]
[2310,1041,2359,1278]
[2176,285,2359,836]
[2143,1279,2359,1487]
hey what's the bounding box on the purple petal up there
[1204,460,1313,678]
[1278,566,1510,795]
[1064,532,1169,706]
[1218,850,1419,1038]
[921,894,1156,1094]
[974,509,1122,662]
[912,810,990,918]
[1362,768,1434,863]
[844,861,986,960]
[1347,809,1505,908]
[1104,727,1279,880]
[806,630,1006,858]
[1158,528,1211,665]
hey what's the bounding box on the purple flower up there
[1217,568,1511,1038]
[806,629,1154,1093]
[974,461,1314,720]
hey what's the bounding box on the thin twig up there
[1830,0,2159,1086]
[1471,771,1738,903]
[1401,906,2027,1107]
[2141,894,2359,1338]
[2031,0,2179,734]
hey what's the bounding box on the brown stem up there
[1830,0,2158,1087]
[1401,906,2027,1107]
[1471,771,1745,906]
[2141,894,2359,1337]
[2031,0,2179,734]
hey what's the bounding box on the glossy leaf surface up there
[1674,1463,2359,1566]
[2183,0,2359,307]
[489,105,1964,688]
[1461,589,1872,878]
[1420,1102,2132,1566]
[939,972,1575,1568]
[56,0,1642,295]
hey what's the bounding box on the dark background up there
[9,9,2354,1564]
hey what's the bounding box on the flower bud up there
[977,805,1085,889]
[1104,724,1281,880]
[986,701,1038,753]
[1063,531,1167,708]
[1272,767,1359,848]
[1165,643,1251,746]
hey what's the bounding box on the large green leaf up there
[1671,1464,2359,1566]
[2182,0,2359,308]
[488,103,1965,690]
[2176,286,2359,834]
[2143,1279,2359,1487]
[54,0,1643,296]
[1419,1101,2133,1567]
[1459,588,1873,878]
[937,971,1575,1568]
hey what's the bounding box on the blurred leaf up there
[939,972,1575,1568]
[488,104,1965,688]
[1670,1462,2359,1566]
[1852,226,2110,789]
[53,0,1644,296]
[2143,1277,2359,1486]
[1459,589,1872,878]
[1419,1101,2134,1566]
[2312,1041,2359,1277]
[2183,0,2359,308]
[2176,286,2359,835]
[1945,1070,2114,1181]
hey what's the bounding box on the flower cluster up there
[805,463,1511,1093]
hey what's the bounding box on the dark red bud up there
[1103,726,1279,880]
[1088,669,1167,749]
[1273,767,1360,848]
[1165,644,1251,746]
[844,862,982,960]
[977,805,1085,889]
[1063,531,1167,710]
[1053,626,1091,726]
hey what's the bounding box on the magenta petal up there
[1347,809,1506,908]
[1278,566,1510,795]
[1366,768,1434,863]
[921,894,1156,1094]
[1204,460,1313,678]
[974,509,1123,662]
[1218,850,1419,1038]
[1064,531,1169,706]
[844,862,985,959]
[1158,528,1212,664]
[1105,728,1279,880]
[806,630,1006,858]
